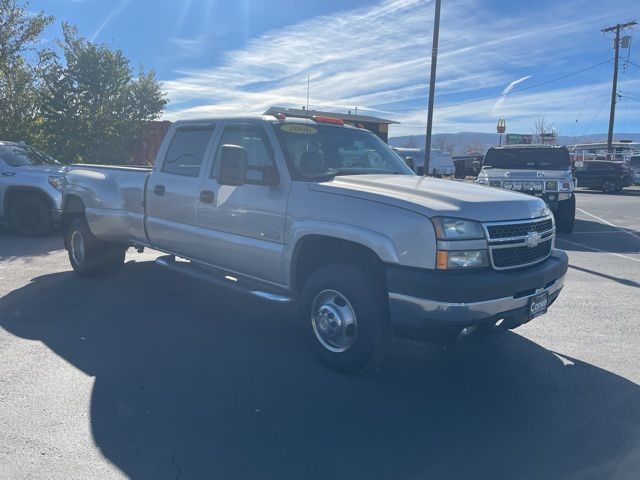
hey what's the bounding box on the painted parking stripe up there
[556,237,640,262]
[577,207,640,241]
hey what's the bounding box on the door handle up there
[199,190,215,204]
[153,184,165,196]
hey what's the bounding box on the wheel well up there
[62,195,86,248]
[4,187,54,218]
[292,235,385,291]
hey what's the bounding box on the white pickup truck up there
[62,115,568,373]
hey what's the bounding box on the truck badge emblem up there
[525,231,541,248]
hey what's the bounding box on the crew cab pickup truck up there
[62,115,568,373]
[476,145,576,233]
[0,141,66,236]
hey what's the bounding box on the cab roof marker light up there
[312,115,344,125]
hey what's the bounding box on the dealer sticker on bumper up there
[529,292,549,320]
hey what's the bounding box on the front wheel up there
[67,217,126,276]
[601,179,620,194]
[300,264,390,374]
[555,194,575,233]
[8,195,53,237]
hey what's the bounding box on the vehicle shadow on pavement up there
[0,228,64,260]
[1,262,639,479]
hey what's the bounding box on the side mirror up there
[218,144,247,186]
[405,156,415,171]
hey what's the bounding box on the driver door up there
[195,122,290,284]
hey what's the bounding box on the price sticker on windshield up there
[280,124,318,135]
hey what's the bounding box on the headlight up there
[48,175,65,190]
[489,180,501,188]
[432,217,485,240]
[546,181,558,191]
[559,180,573,191]
[503,181,513,189]
[436,250,489,270]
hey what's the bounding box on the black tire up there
[300,264,390,374]
[8,195,53,237]
[66,217,126,276]
[601,178,620,194]
[555,194,576,233]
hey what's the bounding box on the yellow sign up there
[280,124,318,135]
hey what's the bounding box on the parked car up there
[476,145,576,233]
[453,155,483,179]
[392,147,455,176]
[0,141,65,236]
[628,154,640,185]
[62,115,568,373]
[573,160,634,193]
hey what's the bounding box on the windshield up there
[274,123,414,180]
[0,144,60,167]
[483,148,570,170]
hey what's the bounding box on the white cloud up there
[492,76,532,113]
[160,0,640,136]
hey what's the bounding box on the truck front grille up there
[483,216,555,270]
[487,218,553,239]
[491,239,552,269]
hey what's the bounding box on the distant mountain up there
[389,132,640,154]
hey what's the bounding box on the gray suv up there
[476,145,576,233]
[0,141,65,236]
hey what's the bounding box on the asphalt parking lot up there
[1,187,639,480]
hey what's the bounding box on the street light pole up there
[424,0,441,176]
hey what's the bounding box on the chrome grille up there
[483,216,555,270]
[487,218,553,239]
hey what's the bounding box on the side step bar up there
[154,255,292,303]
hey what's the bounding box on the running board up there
[154,255,292,303]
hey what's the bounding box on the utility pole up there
[424,0,441,176]
[602,20,636,157]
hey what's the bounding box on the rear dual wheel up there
[67,217,127,276]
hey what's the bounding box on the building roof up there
[263,106,399,125]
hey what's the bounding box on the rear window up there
[162,127,214,177]
[483,148,570,170]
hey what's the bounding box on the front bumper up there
[387,249,568,342]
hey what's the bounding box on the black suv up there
[573,161,634,194]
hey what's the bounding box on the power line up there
[625,59,640,69]
[619,94,640,102]
[434,60,612,109]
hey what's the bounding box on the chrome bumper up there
[389,275,564,325]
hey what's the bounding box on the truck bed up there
[65,164,152,245]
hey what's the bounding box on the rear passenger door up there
[145,124,216,256]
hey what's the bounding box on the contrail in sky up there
[492,75,532,112]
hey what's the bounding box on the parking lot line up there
[556,237,640,263]
[577,207,640,241]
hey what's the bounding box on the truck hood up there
[14,164,67,175]
[309,174,549,222]
[479,168,570,180]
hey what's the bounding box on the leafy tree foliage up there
[39,24,167,163]
[0,0,53,142]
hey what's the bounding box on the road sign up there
[506,134,532,145]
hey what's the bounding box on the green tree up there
[0,0,53,142]
[40,24,167,163]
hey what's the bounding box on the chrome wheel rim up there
[311,289,357,352]
[603,180,615,192]
[71,230,85,265]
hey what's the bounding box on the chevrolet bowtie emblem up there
[525,231,542,248]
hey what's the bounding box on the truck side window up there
[212,124,278,185]
[162,127,214,177]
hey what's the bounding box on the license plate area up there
[529,292,549,320]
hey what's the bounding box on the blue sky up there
[33,0,640,137]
